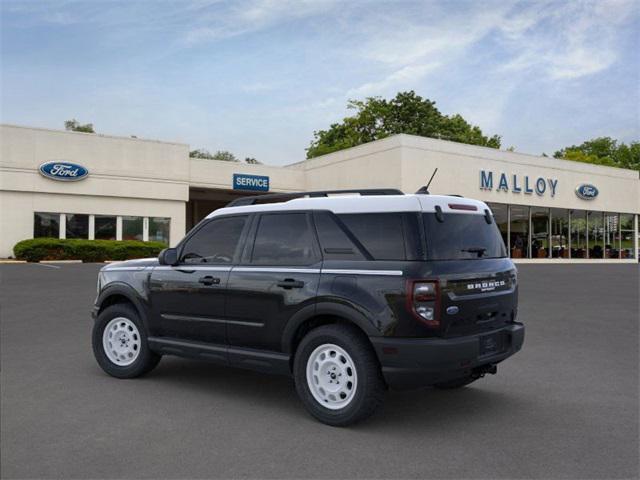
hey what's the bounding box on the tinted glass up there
[337,213,408,260]
[252,213,318,265]
[34,212,59,238]
[149,217,170,244]
[423,213,506,260]
[313,211,365,260]
[122,216,143,241]
[181,216,247,264]
[66,214,89,239]
[95,215,117,240]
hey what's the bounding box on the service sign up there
[233,173,269,192]
[39,161,89,182]
[575,184,598,200]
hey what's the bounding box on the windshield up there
[423,213,507,260]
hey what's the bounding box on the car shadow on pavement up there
[138,356,530,430]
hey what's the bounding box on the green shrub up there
[13,238,166,262]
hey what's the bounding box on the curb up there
[39,260,83,264]
[0,259,27,264]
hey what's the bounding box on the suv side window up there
[180,216,247,264]
[313,211,366,260]
[251,213,319,265]
[337,212,422,261]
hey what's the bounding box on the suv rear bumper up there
[370,323,524,390]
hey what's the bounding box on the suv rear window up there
[423,213,507,260]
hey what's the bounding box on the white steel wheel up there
[102,317,141,367]
[306,343,358,410]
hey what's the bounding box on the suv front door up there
[225,212,322,354]
[148,215,249,346]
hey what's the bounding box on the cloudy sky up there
[2,0,638,165]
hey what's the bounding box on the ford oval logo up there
[575,184,598,200]
[39,161,89,182]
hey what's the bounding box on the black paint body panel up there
[93,209,524,389]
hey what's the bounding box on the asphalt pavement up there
[1,263,638,479]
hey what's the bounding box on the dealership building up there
[1,123,638,262]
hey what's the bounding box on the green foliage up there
[306,91,501,158]
[190,149,216,159]
[13,238,166,262]
[244,157,262,164]
[64,119,95,133]
[212,150,238,162]
[554,137,640,171]
[190,149,239,162]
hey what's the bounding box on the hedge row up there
[13,238,166,262]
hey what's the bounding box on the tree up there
[306,91,501,158]
[189,149,239,162]
[244,157,262,164]
[554,137,640,172]
[64,119,94,133]
[212,150,238,162]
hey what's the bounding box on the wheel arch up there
[282,302,381,360]
[96,283,149,330]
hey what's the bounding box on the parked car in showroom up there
[92,189,524,426]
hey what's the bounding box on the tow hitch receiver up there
[472,364,497,379]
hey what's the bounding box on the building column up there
[59,213,66,239]
[634,214,639,260]
[88,215,95,240]
[116,216,123,241]
[143,217,149,242]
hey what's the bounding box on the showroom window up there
[604,213,620,259]
[620,214,636,259]
[122,216,143,241]
[149,217,171,245]
[34,212,60,238]
[487,203,509,251]
[509,205,529,258]
[531,207,550,258]
[571,210,587,258]
[65,214,89,239]
[551,209,569,258]
[95,215,117,240]
[588,211,604,259]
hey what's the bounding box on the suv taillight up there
[407,280,440,327]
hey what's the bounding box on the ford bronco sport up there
[92,189,524,426]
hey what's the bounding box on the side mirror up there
[158,247,178,266]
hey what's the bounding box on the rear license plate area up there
[479,333,505,357]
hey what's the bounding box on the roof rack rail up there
[226,188,404,207]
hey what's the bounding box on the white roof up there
[206,194,490,218]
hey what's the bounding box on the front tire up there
[294,324,385,426]
[92,303,161,379]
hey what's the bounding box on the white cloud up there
[347,63,440,97]
[499,0,637,80]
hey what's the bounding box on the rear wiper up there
[461,247,487,258]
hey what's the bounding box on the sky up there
[1,0,639,165]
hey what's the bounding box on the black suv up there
[92,189,524,426]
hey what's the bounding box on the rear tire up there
[92,303,161,379]
[433,376,478,389]
[294,324,385,426]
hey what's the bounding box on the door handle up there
[277,278,305,289]
[198,276,221,286]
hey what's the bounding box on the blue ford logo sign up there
[39,161,89,182]
[575,184,598,200]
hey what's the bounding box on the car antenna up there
[415,168,438,194]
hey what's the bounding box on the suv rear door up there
[225,211,322,353]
